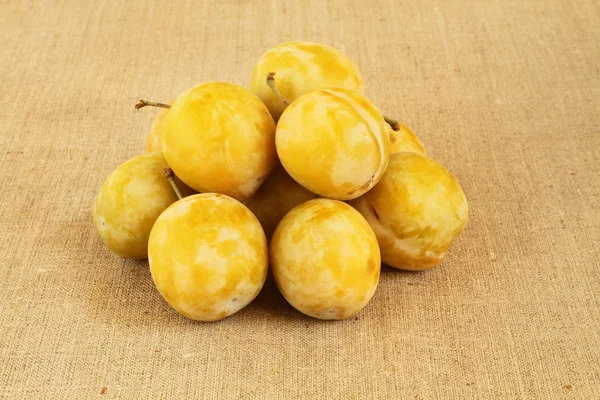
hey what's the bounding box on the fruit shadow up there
[71,211,422,326]
[379,262,436,284]
[243,271,315,323]
[248,264,432,324]
[43,215,174,326]
[69,216,304,325]
[83,248,188,327]
[82,253,306,326]
[90,260,425,327]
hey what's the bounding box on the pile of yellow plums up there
[93,41,468,322]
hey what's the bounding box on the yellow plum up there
[388,123,426,155]
[93,153,181,259]
[244,164,317,240]
[250,41,363,121]
[161,82,277,201]
[148,193,268,321]
[270,199,380,320]
[276,88,390,200]
[145,99,175,152]
[349,153,468,271]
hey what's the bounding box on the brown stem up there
[266,72,290,105]
[135,100,172,110]
[384,116,400,131]
[163,168,183,200]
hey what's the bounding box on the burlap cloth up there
[1,0,598,398]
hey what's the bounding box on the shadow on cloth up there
[77,208,425,327]
[76,218,299,325]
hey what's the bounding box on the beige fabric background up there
[1,0,599,398]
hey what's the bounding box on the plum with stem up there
[93,153,185,259]
[250,41,364,121]
[145,99,175,153]
[136,82,277,201]
[388,123,426,155]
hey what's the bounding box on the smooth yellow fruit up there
[349,153,468,271]
[270,199,380,320]
[145,100,175,152]
[148,193,268,321]
[244,164,317,240]
[388,123,426,155]
[161,82,277,201]
[276,88,390,200]
[250,41,363,121]
[93,153,179,259]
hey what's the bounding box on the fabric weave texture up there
[1,0,599,398]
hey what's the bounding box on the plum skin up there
[145,99,175,153]
[148,193,268,321]
[93,152,179,259]
[350,153,468,271]
[243,164,317,240]
[276,88,390,201]
[161,82,277,202]
[388,123,426,155]
[270,198,380,320]
[250,41,363,121]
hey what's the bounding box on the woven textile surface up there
[1,0,599,398]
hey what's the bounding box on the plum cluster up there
[93,41,468,321]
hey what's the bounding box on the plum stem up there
[135,100,172,110]
[384,116,400,131]
[266,72,400,131]
[266,72,290,105]
[163,168,183,200]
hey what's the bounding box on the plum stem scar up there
[266,72,290,105]
[383,116,400,131]
[135,100,172,110]
[163,168,183,200]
